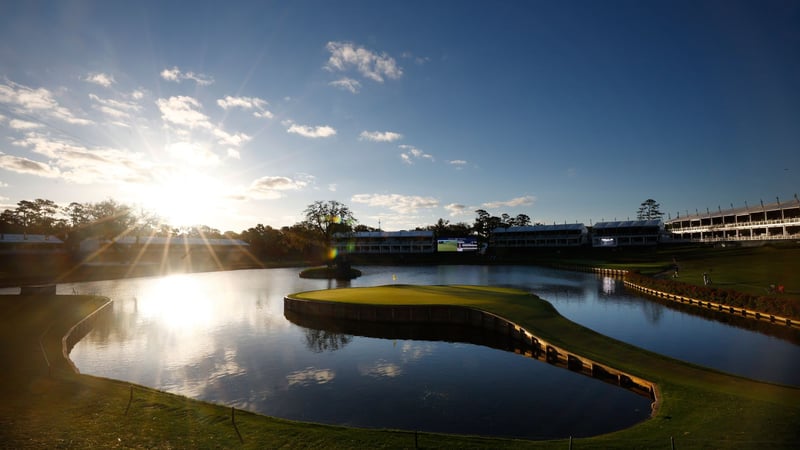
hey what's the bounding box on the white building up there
[0,233,64,255]
[665,200,800,242]
[333,231,435,254]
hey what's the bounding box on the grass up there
[0,293,589,448]
[291,285,800,448]
[541,245,800,300]
[4,248,800,448]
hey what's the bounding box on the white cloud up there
[160,66,214,86]
[131,90,145,100]
[287,123,336,139]
[248,175,309,199]
[399,144,434,164]
[0,152,60,178]
[482,196,537,209]
[328,183,337,192]
[226,148,241,159]
[157,96,251,148]
[9,119,42,130]
[444,203,468,217]
[157,96,212,129]
[84,72,115,87]
[448,160,467,166]
[351,193,438,214]
[0,80,92,125]
[217,95,274,119]
[253,110,274,119]
[11,132,153,184]
[213,128,251,147]
[217,95,267,110]
[325,41,403,83]
[165,142,221,166]
[359,130,403,142]
[329,77,361,94]
[89,93,141,119]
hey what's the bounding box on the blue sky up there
[1,1,798,232]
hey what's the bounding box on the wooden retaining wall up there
[62,297,113,373]
[284,296,658,406]
[624,281,797,329]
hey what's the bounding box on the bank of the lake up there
[5,283,800,448]
[0,294,540,448]
[288,285,800,448]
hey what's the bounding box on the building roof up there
[111,236,248,246]
[665,199,800,224]
[0,233,63,244]
[492,223,587,234]
[333,230,434,239]
[593,220,663,229]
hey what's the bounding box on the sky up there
[0,0,798,232]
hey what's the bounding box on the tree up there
[473,209,504,242]
[302,200,356,246]
[512,214,531,227]
[637,199,665,220]
[424,218,472,238]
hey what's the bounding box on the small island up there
[299,257,361,280]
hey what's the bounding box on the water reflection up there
[62,265,800,439]
[303,328,353,353]
[286,367,336,386]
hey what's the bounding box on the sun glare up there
[137,170,228,228]
[137,275,214,331]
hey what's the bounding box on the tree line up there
[1,198,543,262]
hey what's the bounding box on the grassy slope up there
[293,285,800,448]
[3,276,799,448]
[545,245,800,300]
[0,294,567,449]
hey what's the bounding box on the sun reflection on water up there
[136,275,214,331]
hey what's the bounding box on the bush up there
[625,273,800,320]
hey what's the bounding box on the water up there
[55,265,800,438]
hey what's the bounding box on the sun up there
[137,169,229,228]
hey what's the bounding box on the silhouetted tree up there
[302,200,356,263]
[637,199,665,220]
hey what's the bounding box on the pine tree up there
[637,199,664,220]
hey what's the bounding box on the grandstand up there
[665,199,800,243]
[491,224,588,248]
[333,231,435,254]
[591,220,665,247]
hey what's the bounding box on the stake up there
[125,386,133,415]
[232,406,244,443]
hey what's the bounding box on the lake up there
[54,265,800,439]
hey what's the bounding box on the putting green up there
[290,285,800,448]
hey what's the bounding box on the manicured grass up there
[291,285,800,448]
[0,294,565,448]
[5,282,800,448]
[545,245,800,300]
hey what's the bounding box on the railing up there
[284,296,658,407]
[624,281,797,328]
[667,217,800,232]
